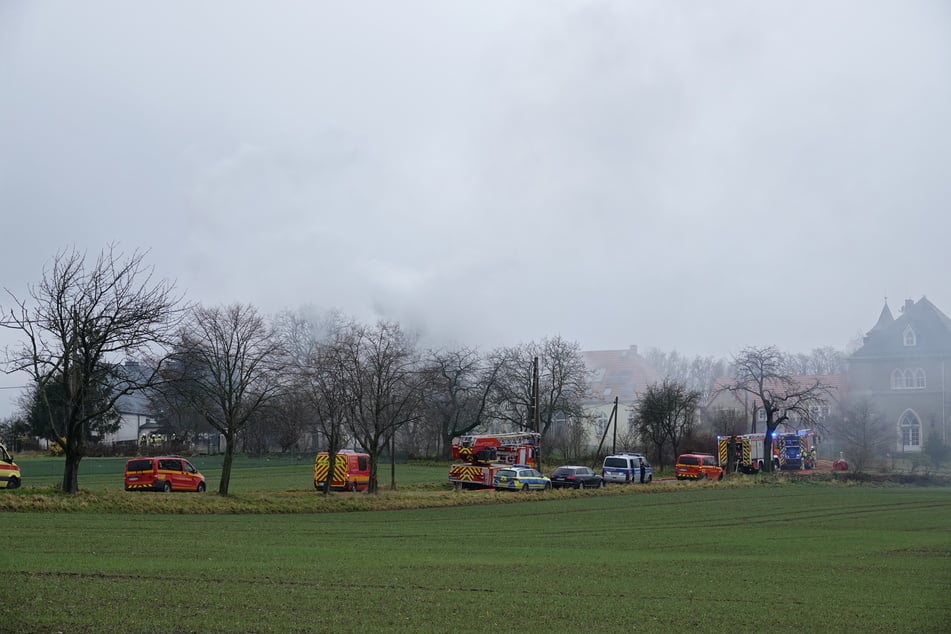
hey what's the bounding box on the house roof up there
[851,296,951,358]
[582,345,661,404]
[867,300,894,336]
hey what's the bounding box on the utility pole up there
[612,396,618,454]
[532,356,541,434]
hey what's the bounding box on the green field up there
[12,453,444,492]
[2,479,949,633]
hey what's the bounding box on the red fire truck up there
[448,432,541,490]
[718,429,819,473]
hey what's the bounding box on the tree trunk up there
[763,429,775,473]
[62,451,81,493]
[368,454,379,494]
[218,431,235,495]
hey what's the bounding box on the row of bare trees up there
[4,247,915,494]
[1,247,592,494]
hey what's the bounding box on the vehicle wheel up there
[598,479,604,488]
[522,483,530,492]
[697,473,707,481]
[163,481,172,492]
[646,475,652,484]
[197,482,206,493]
[454,482,463,492]
[7,476,20,490]
[717,472,724,481]
[577,481,584,490]
[544,482,551,491]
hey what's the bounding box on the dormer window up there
[903,326,917,347]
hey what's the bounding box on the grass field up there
[12,452,444,492]
[2,477,949,633]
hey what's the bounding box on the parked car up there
[550,465,604,489]
[601,453,653,484]
[493,467,551,491]
[674,453,724,481]
[124,456,206,492]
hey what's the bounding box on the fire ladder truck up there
[448,432,541,490]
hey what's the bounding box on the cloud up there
[1,1,950,416]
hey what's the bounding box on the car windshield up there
[679,456,699,466]
[553,468,572,476]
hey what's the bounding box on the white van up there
[602,453,652,484]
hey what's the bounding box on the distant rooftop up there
[582,345,660,403]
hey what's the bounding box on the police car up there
[601,453,653,484]
[493,466,552,491]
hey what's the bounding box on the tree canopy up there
[1,246,182,492]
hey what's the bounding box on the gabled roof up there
[851,296,951,358]
[582,345,660,403]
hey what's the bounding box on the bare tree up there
[419,346,503,459]
[726,346,832,472]
[706,407,747,438]
[275,308,354,493]
[645,348,729,397]
[782,346,846,376]
[492,336,589,439]
[827,398,891,473]
[636,379,701,470]
[337,320,422,493]
[546,413,593,463]
[169,304,286,495]
[1,246,182,492]
[267,391,309,453]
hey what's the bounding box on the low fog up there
[1,1,950,417]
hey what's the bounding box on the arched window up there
[915,369,926,388]
[899,410,921,450]
[903,326,917,347]
[903,369,915,389]
[891,368,903,389]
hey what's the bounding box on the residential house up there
[581,345,661,449]
[102,359,160,446]
[848,297,951,452]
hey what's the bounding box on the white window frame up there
[899,410,922,449]
[903,326,917,347]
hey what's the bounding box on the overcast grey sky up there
[2,1,950,418]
